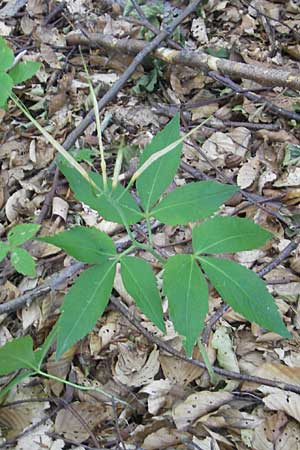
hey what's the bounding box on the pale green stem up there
[37,370,129,407]
[80,49,107,190]
[145,215,154,247]
[197,338,217,385]
[112,147,124,189]
[134,242,165,264]
[10,94,99,191]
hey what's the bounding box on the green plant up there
[0,224,40,276]
[0,37,41,109]
[0,38,291,397]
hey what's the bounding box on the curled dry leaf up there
[52,197,69,222]
[140,379,186,415]
[114,344,160,387]
[172,391,233,430]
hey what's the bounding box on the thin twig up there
[209,71,300,122]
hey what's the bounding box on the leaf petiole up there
[36,369,130,407]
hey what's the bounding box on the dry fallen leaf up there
[114,344,160,387]
[55,401,111,443]
[260,386,300,424]
[172,391,233,430]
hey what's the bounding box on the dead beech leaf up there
[140,379,186,415]
[201,404,263,430]
[52,197,69,221]
[114,344,160,387]
[5,188,29,222]
[142,427,188,450]
[172,391,233,430]
[55,401,111,443]
[261,387,300,424]
[229,126,251,158]
[237,158,260,188]
[212,326,240,373]
[202,132,233,161]
[160,347,205,385]
[191,17,208,43]
[275,420,300,450]
[252,363,300,386]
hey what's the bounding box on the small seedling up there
[0,37,41,109]
[0,224,40,276]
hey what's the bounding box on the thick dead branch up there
[67,31,300,91]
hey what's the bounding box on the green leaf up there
[56,261,116,359]
[11,248,36,276]
[59,158,142,225]
[136,113,182,212]
[163,254,209,355]
[0,336,37,375]
[121,256,165,332]
[192,217,272,254]
[0,72,13,108]
[38,226,116,264]
[152,182,237,225]
[0,242,9,262]
[199,257,290,338]
[8,61,41,84]
[34,324,58,369]
[0,37,14,71]
[8,223,40,247]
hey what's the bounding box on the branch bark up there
[66,32,300,91]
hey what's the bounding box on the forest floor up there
[1,0,300,449]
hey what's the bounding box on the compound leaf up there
[8,223,40,247]
[199,257,290,338]
[39,226,116,264]
[163,254,208,355]
[193,216,273,254]
[0,336,37,375]
[8,61,41,84]
[0,242,9,262]
[0,37,14,71]
[11,248,36,276]
[0,72,13,108]
[152,181,237,225]
[137,113,182,212]
[121,256,165,332]
[59,158,142,225]
[56,261,116,359]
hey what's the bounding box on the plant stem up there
[37,370,129,407]
[197,338,218,384]
[134,242,165,264]
[112,147,124,189]
[80,48,108,190]
[145,215,154,247]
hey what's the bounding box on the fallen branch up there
[66,31,300,91]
